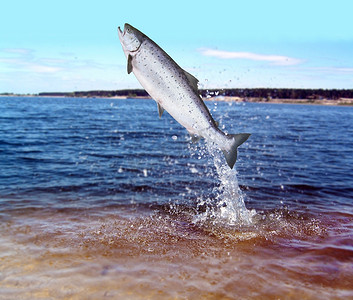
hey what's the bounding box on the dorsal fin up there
[183,70,199,93]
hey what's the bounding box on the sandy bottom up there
[0,205,352,300]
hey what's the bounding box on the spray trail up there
[193,141,256,226]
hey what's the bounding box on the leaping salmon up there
[118,23,250,169]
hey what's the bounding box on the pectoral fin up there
[127,54,133,74]
[157,102,164,118]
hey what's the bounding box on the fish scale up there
[118,23,250,168]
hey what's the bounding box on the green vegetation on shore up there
[1,88,353,105]
[39,88,353,100]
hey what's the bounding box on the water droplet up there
[190,167,198,174]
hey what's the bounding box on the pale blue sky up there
[1,0,353,93]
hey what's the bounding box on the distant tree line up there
[37,88,353,100]
[201,88,353,100]
[38,89,149,98]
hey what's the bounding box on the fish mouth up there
[118,26,124,36]
[117,25,125,43]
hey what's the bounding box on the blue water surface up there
[0,97,352,215]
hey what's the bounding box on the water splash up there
[193,142,256,226]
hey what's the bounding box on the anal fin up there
[188,132,201,143]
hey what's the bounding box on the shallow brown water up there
[1,206,352,300]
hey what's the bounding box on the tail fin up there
[222,133,251,169]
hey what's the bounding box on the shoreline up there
[207,96,353,106]
[1,94,353,106]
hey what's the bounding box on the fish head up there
[118,23,144,52]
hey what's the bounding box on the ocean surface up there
[0,96,352,299]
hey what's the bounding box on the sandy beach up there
[206,96,353,106]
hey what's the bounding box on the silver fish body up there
[118,23,250,168]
